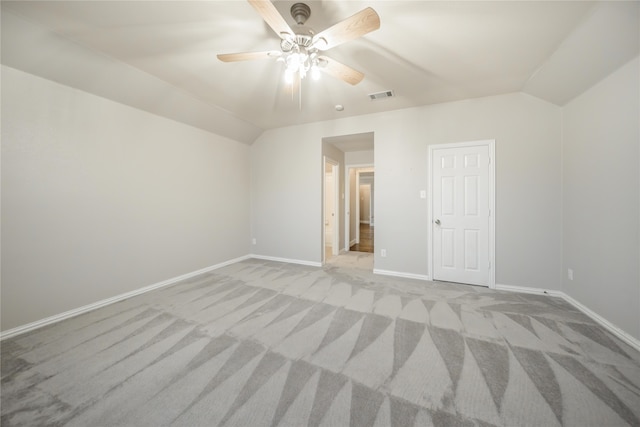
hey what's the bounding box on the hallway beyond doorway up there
[350,224,373,253]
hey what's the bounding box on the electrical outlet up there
[567,268,573,281]
[252,238,257,245]
[381,249,387,257]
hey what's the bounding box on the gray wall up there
[250,93,563,288]
[345,150,374,165]
[562,56,640,339]
[250,125,321,263]
[1,66,251,331]
[4,56,637,345]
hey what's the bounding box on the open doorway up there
[322,132,374,269]
[346,167,374,253]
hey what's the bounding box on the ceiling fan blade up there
[313,7,380,51]
[247,0,294,40]
[217,51,281,62]
[318,56,364,85]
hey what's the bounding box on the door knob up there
[435,219,441,225]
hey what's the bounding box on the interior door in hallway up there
[432,143,493,286]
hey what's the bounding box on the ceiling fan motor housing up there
[291,3,311,26]
[281,34,313,52]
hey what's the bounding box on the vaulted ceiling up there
[2,1,639,144]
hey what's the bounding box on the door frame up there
[427,140,496,288]
[344,164,374,251]
[323,156,340,263]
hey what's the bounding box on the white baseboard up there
[0,255,251,341]
[560,292,640,353]
[495,283,558,296]
[495,283,640,353]
[250,254,322,268]
[373,269,431,281]
[6,256,637,355]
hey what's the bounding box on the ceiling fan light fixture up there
[285,52,300,70]
[284,50,312,79]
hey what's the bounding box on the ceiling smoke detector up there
[369,90,395,100]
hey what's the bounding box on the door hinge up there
[488,261,492,269]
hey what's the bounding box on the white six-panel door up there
[432,143,492,286]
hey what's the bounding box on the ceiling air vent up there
[369,90,394,100]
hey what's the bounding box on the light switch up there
[420,190,426,199]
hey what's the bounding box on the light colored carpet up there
[325,251,374,270]
[2,257,640,426]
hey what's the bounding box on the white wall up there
[250,93,563,288]
[562,56,640,340]
[1,66,251,331]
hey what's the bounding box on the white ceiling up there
[2,1,639,144]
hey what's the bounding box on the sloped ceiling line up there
[2,1,638,144]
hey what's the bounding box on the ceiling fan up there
[217,1,380,86]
